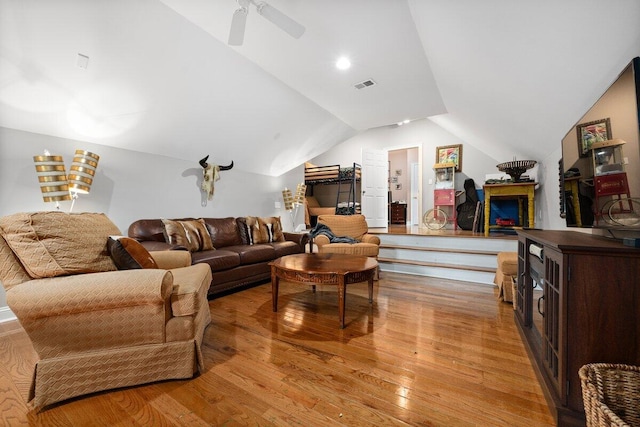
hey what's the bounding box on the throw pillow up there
[161,218,213,252]
[107,236,158,270]
[0,212,120,278]
[243,216,262,244]
[258,217,285,242]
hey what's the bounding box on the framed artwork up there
[576,118,611,158]
[436,144,462,172]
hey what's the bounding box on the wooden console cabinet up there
[516,229,640,426]
[389,202,406,224]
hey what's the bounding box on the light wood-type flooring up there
[0,272,554,426]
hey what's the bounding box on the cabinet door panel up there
[542,248,565,404]
[566,253,640,409]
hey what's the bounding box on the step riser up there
[379,248,496,269]
[376,233,516,285]
[379,262,496,285]
[380,234,517,252]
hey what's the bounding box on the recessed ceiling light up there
[403,119,410,124]
[336,57,351,70]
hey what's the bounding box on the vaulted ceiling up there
[1,0,639,175]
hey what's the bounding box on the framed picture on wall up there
[576,118,611,157]
[436,144,462,172]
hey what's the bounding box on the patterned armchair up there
[0,212,211,409]
[315,214,380,258]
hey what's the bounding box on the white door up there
[361,148,388,227]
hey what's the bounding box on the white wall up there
[0,126,305,320]
[311,118,508,214]
[537,146,566,230]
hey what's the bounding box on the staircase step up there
[380,244,499,256]
[375,230,516,285]
[378,257,495,273]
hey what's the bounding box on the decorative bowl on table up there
[496,160,537,182]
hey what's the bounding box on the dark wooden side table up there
[269,253,378,328]
[390,202,407,224]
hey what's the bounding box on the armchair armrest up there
[7,269,173,320]
[150,250,192,269]
[361,234,381,245]
[314,235,330,247]
[7,269,175,358]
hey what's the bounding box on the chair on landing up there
[314,214,380,260]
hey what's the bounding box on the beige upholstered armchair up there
[0,212,211,409]
[315,214,380,258]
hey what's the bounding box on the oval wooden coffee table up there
[269,253,378,329]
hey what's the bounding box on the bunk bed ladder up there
[335,163,358,215]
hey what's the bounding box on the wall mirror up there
[560,57,640,233]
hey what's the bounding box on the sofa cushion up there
[204,217,242,248]
[169,264,211,317]
[128,219,166,242]
[191,249,240,272]
[224,244,276,264]
[318,242,379,257]
[107,236,158,270]
[0,212,120,279]
[161,219,213,252]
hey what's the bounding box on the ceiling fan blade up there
[255,2,305,39]
[228,7,248,46]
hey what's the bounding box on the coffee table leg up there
[271,267,279,312]
[338,275,346,329]
[368,275,374,304]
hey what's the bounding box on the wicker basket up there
[579,363,640,427]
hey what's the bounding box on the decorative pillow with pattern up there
[0,212,121,278]
[161,218,214,252]
[107,236,158,270]
[258,217,285,242]
[243,216,262,244]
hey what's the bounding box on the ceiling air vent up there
[354,79,376,90]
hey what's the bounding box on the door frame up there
[385,144,423,227]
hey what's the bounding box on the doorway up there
[388,146,422,226]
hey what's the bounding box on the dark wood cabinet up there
[516,229,640,426]
[390,203,406,224]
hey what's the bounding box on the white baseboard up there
[0,306,17,323]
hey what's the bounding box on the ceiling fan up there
[228,0,305,46]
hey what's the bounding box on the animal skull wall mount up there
[199,155,234,205]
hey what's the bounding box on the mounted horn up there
[219,161,234,171]
[199,155,209,169]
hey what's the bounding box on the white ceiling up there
[1,0,639,175]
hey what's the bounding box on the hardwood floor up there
[0,273,554,426]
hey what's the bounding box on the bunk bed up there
[304,162,362,226]
[304,162,362,185]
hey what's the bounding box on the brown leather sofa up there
[128,217,308,297]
